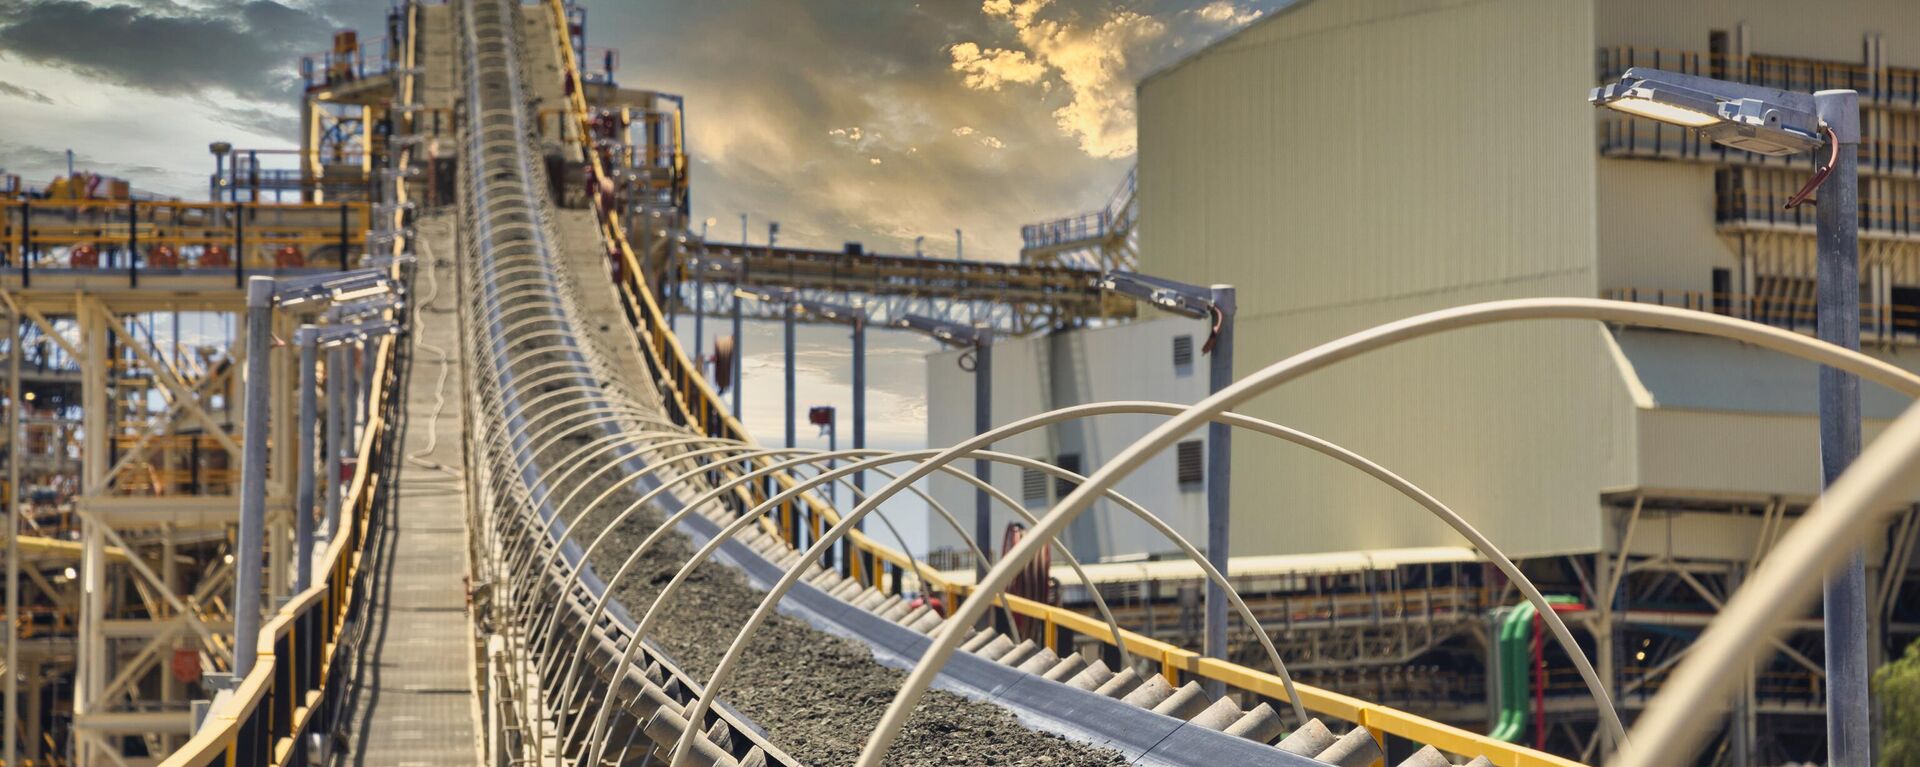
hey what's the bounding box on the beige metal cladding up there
[1137,0,1629,559]
[1595,0,1920,66]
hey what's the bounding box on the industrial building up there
[925,0,1920,760]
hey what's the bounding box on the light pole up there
[210,142,232,202]
[1591,68,1866,765]
[233,269,395,676]
[1099,271,1235,696]
[892,314,992,580]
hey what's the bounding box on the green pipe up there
[1489,595,1580,742]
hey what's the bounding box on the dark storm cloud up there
[0,140,174,184]
[0,79,53,103]
[0,0,388,99]
[212,104,299,139]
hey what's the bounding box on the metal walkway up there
[339,214,480,766]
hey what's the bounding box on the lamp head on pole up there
[1590,68,1822,156]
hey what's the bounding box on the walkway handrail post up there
[326,345,347,537]
[234,276,274,677]
[295,326,319,591]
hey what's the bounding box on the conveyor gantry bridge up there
[662,240,1132,335]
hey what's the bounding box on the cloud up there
[0,80,52,104]
[1194,1,1263,25]
[948,41,1047,91]
[0,0,347,99]
[952,126,977,136]
[0,140,172,186]
[951,0,1168,158]
[979,136,1005,149]
[211,104,299,139]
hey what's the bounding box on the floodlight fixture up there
[794,297,863,324]
[1590,68,1824,156]
[264,268,397,308]
[732,286,794,303]
[327,292,404,322]
[1100,270,1217,320]
[889,313,988,348]
[310,320,404,348]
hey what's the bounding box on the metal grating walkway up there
[339,214,481,766]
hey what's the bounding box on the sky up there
[0,0,1285,552]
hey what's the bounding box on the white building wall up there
[926,317,1213,561]
[1135,0,1630,560]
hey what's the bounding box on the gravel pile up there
[531,436,1124,766]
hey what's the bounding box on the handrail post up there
[20,202,30,288]
[234,203,246,288]
[338,204,350,271]
[127,199,139,288]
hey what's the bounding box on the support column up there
[1203,286,1235,698]
[851,315,866,498]
[784,302,795,449]
[973,335,992,583]
[5,306,18,767]
[76,298,109,767]
[234,278,273,677]
[731,274,744,419]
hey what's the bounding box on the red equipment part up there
[147,244,179,268]
[711,336,736,393]
[1001,523,1053,637]
[907,595,944,617]
[1532,601,1586,750]
[69,243,99,269]
[274,245,305,268]
[201,244,232,268]
[170,648,202,684]
[807,406,834,426]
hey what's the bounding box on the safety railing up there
[0,200,369,287]
[1020,165,1136,252]
[154,3,421,764]
[1715,166,1920,239]
[546,2,1578,764]
[1602,286,1920,345]
[1601,114,1920,180]
[157,326,401,767]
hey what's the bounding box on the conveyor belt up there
[466,1,1511,766]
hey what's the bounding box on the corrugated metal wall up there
[1596,0,1920,66]
[1137,0,1630,559]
